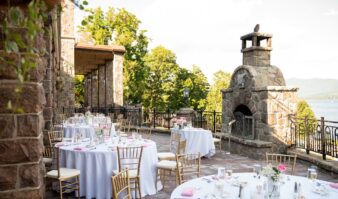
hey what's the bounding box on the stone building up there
[222,26,298,159]
[0,0,124,197]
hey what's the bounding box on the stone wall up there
[58,0,75,108]
[0,3,59,198]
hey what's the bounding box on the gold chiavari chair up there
[137,127,152,140]
[156,140,187,189]
[176,153,201,185]
[43,146,53,171]
[116,146,143,199]
[46,146,80,199]
[157,133,184,161]
[112,169,131,199]
[266,153,297,175]
[48,130,64,146]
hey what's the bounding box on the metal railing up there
[289,115,338,160]
[53,106,223,132]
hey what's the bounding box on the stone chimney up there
[240,25,272,67]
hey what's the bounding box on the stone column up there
[113,52,124,107]
[58,0,75,108]
[98,65,106,107]
[91,70,99,108]
[0,4,49,198]
[105,60,114,107]
[86,74,92,107]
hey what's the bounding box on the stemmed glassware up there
[253,164,262,178]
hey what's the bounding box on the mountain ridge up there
[285,78,338,99]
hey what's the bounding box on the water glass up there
[226,165,233,177]
[218,167,226,179]
[307,165,318,182]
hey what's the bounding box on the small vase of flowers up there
[262,164,286,198]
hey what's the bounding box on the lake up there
[307,100,338,122]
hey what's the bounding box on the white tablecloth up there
[172,128,215,157]
[63,125,95,138]
[63,123,116,138]
[170,173,338,199]
[60,139,160,199]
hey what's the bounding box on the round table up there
[59,139,160,199]
[170,173,338,199]
[172,128,215,157]
[63,123,117,139]
[63,124,95,138]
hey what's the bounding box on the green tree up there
[169,66,209,110]
[79,7,149,105]
[205,70,231,112]
[143,46,180,110]
[295,100,317,134]
[74,75,85,107]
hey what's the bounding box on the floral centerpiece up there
[171,117,187,129]
[261,164,286,198]
[262,164,286,182]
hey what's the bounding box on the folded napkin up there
[181,188,196,197]
[73,147,86,151]
[329,183,338,189]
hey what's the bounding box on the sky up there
[74,0,338,83]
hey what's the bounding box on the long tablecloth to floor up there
[172,127,216,157]
[59,139,160,199]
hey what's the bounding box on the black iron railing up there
[289,115,338,160]
[53,106,223,132]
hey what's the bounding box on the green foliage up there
[79,7,149,105]
[74,75,85,107]
[0,0,47,113]
[205,71,231,112]
[143,46,180,110]
[168,65,209,110]
[296,100,317,134]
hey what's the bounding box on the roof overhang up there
[74,43,125,75]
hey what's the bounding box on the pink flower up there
[277,164,286,172]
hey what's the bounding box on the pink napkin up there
[73,147,85,151]
[181,188,196,197]
[329,183,338,189]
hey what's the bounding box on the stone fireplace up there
[222,26,298,159]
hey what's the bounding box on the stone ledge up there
[253,86,298,92]
[224,133,273,148]
[288,148,338,175]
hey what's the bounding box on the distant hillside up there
[285,78,338,100]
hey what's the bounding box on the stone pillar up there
[0,3,50,198]
[98,65,106,107]
[105,60,114,107]
[58,0,75,108]
[113,52,124,107]
[91,70,99,108]
[86,74,92,107]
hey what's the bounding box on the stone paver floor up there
[47,132,338,199]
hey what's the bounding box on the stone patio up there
[47,132,338,199]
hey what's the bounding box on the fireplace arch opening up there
[233,104,255,139]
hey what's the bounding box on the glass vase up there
[268,179,280,199]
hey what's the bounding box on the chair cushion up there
[46,168,80,179]
[156,160,177,170]
[157,152,175,160]
[43,157,53,164]
[113,169,138,178]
